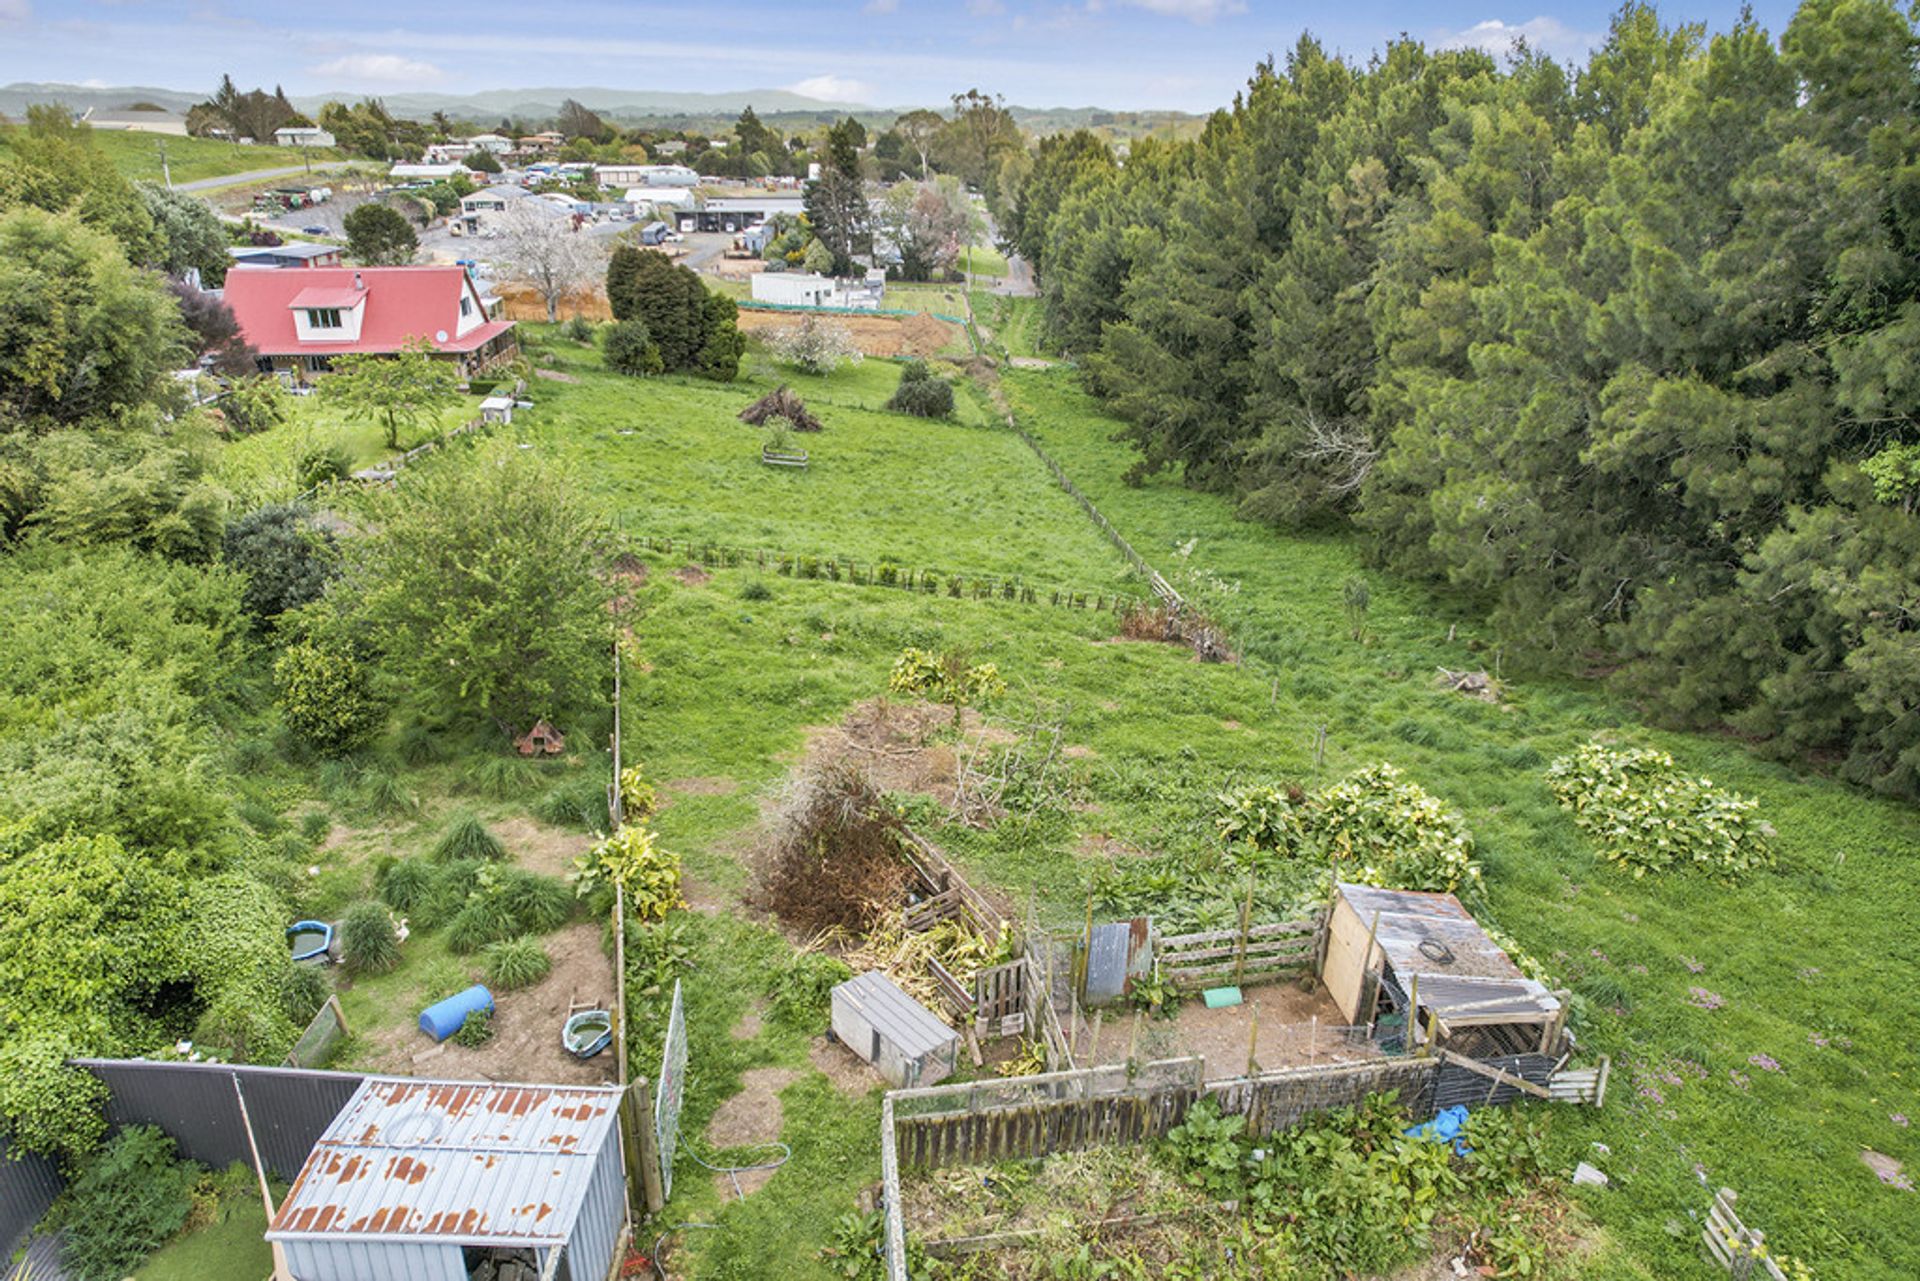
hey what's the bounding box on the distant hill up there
[0,81,1202,139]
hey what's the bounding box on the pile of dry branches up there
[738,385,824,432]
[752,760,911,934]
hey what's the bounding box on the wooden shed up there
[1322,882,1566,1060]
[830,971,959,1089]
[514,719,565,756]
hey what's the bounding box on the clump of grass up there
[394,722,443,766]
[446,868,573,953]
[483,936,552,990]
[299,810,333,844]
[379,858,437,914]
[536,775,611,831]
[451,1009,494,1048]
[462,754,538,799]
[339,901,400,975]
[358,761,418,816]
[432,809,507,862]
[741,579,772,602]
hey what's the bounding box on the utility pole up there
[158,138,173,190]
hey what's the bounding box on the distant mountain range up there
[0,81,1200,138]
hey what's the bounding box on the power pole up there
[158,138,173,190]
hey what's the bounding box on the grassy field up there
[239,326,1919,1279]
[958,244,1009,279]
[513,330,1124,585]
[0,126,345,185]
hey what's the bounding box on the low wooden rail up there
[1155,919,1320,988]
[1702,1188,1789,1280]
[900,831,1005,939]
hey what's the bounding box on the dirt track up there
[735,309,962,358]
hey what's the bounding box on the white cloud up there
[0,0,31,24]
[862,0,899,12]
[787,74,876,104]
[309,52,446,84]
[1435,16,1601,62]
[1110,0,1246,21]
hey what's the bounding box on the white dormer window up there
[307,308,343,329]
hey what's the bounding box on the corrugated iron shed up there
[267,1078,621,1248]
[1334,882,1558,1025]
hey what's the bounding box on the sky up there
[1,0,1803,113]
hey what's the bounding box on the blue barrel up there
[419,985,494,1041]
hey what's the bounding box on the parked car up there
[301,225,330,236]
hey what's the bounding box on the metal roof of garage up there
[266,1078,621,1248]
[1335,882,1559,1025]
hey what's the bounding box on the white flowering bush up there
[1545,742,1773,879]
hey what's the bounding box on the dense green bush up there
[563,315,597,344]
[432,809,507,862]
[274,636,387,754]
[222,503,337,624]
[1546,741,1774,878]
[446,866,572,953]
[483,935,552,990]
[1312,762,1481,894]
[885,360,954,418]
[60,1126,199,1281]
[603,318,663,377]
[767,951,853,1027]
[536,774,612,831]
[452,1008,494,1048]
[339,901,399,975]
[379,857,437,915]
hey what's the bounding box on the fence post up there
[621,1077,664,1218]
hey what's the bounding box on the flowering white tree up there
[493,202,604,323]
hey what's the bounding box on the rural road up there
[176,160,357,192]
[994,252,1038,298]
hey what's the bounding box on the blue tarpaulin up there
[1405,1104,1473,1155]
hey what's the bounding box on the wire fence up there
[620,531,1147,613]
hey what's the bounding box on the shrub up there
[296,441,352,491]
[563,315,597,344]
[574,824,681,922]
[603,318,663,377]
[483,935,552,990]
[1546,741,1773,878]
[1312,762,1481,895]
[340,901,400,975]
[433,809,507,862]
[885,361,953,418]
[1213,783,1307,865]
[888,647,1005,706]
[275,637,387,754]
[461,753,537,799]
[769,314,861,375]
[536,774,611,831]
[767,951,853,1027]
[618,764,657,822]
[224,503,337,623]
[60,1126,199,1281]
[452,1009,494,1048]
[740,579,772,602]
[447,865,572,952]
[299,810,333,843]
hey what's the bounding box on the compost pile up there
[738,385,823,432]
[753,760,912,934]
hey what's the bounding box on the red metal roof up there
[226,265,514,357]
[286,285,367,310]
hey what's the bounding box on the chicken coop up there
[831,971,959,1089]
[1322,882,1567,1060]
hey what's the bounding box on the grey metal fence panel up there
[1082,919,1149,1004]
[74,1059,366,1183]
[0,1135,66,1262]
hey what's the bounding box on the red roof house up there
[224,265,517,384]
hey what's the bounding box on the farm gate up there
[654,979,688,1200]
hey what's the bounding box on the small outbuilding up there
[1322,881,1566,1060]
[266,1078,627,1281]
[480,395,515,425]
[515,720,565,756]
[831,971,959,1088]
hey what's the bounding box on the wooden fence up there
[900,830,1006,939]
[1702,1188,1791,1280]
[972,957,1072,1070]
[1154,918,1322,990]
[623,532,1144,614]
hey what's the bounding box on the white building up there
[595,163,700,189]
[456,185,567,235]
[465,133,515,155]
[81,107,187,135]
[623,186,693,211]
[391,162,471,183]
[275,126,337,148]
[750,270,884,311]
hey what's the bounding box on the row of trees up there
[1010,0,1920,798]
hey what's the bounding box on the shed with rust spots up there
[267,1077,626,1281]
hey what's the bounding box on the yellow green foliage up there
[1547,741,1773,879]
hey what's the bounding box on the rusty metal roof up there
[1336,882,1559,1025]
[267,1078,622,1248]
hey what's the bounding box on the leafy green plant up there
[432,809,507,862]
[574,823,682,922]
[379,858,436,914]
[60,1126,199,1281]
[339,901,399,975]
[451,1008,494,1048]
[1546,741,1774,878]
[888,647,1006,706]
[1127,966,1180,1020]
[274,637,387,754]
[1213,783,1306,864]
[1163,1099,1248,1198]
[483,935,552,990]
[767,950,853,1027]
[618,764,657,821]
[1312,762,1481,894]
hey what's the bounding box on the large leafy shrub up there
[1546,741,1773,878]
[1312,762,1481,894]
[574,823,682,922]
[888,647,1005,706]
[274,636,387,754]
[60,1126,199,1281]
[603,318,663,377]
[885,360,954,418]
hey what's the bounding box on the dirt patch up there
[673,565,712,587]
[706,1066,802,1199]
[810,1035,880,1097]
[360,920,618,1086]
[1062,744,1097,759]
[533,367,581,383]
[736,308,962,359]
[795,698,1016,809]
[1075,832,1149,861]
[1077,980,1364,1079]
[731,1002,765,1041]
[492,814,594,880]
[680,874,734,916]
[1864,1149,1915,1190]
